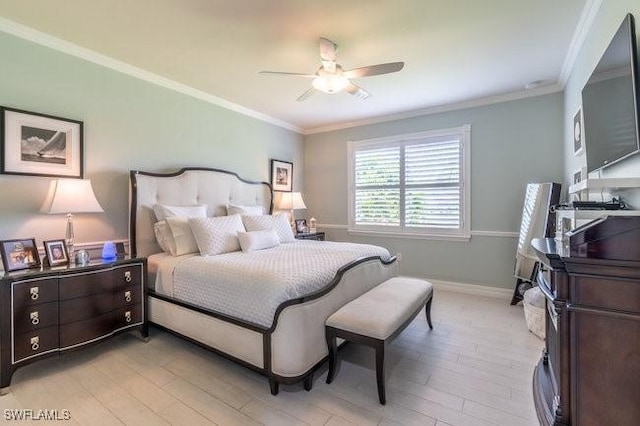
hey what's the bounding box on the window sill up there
[347,229,471,242]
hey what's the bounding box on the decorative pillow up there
[165,217,200,256]
[237,229,280,253]
[153,204,207,221]
[153,220,176,255]
[189,214,245,255]
[226,204,264,216]
[242,214,295,243]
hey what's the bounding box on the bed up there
[129,167,398,394]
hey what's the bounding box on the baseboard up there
[425,278,512,300]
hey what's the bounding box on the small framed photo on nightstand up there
[44,239,69,266]
[295,219,308,234]
[0,238,41,272]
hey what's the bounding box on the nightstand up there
[295,232,325,241]
[0,257,147,394]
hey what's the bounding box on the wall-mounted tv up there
[582,13,640,173]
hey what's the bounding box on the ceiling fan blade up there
[259,71,316,78]
[319,37,337,62]
[343,62,404,79]
[297,88,317,101]
[346,82,370,100]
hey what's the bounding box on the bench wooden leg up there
[326,328,338,384]
[304,371,314,391]
[269,378,279,395]
[425,296,434,330]
[374,339,387,405]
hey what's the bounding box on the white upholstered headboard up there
[129,168,273,257]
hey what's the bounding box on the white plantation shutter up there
[354,146,400,226]
[405,139,461,229]
[349,126,470,238]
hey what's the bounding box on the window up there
[348,125,470,239]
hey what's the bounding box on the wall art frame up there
[1,106,83,178]
[270,159,293,192]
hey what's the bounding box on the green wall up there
[304,93,564,288]
[0,32,303,246]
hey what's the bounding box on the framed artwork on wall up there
[43,239,69,267]
[1,106,83,178]
[573,106,584,155]
[270,159,293,192]
[573,168,582,185]
[0,238,41,272]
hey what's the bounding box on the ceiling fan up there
[259,37,404,101]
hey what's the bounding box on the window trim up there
[347,125,471,241]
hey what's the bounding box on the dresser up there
[532,216,640,426]
[0,257,147,393]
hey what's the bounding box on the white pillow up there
[165,217,200,256]
[153,221,176,254]
[237,229,280,253]
[226,204,264,216]
[242,214,295,243]
[153,204,207,221]
[189,214,245,255]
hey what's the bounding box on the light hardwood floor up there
[2,290,542,425]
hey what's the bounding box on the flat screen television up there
[582,13,640,173]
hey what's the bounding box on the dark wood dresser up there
[0,257,147,394]
[532,216,640,426]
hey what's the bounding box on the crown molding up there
[304,83,563,135]
[0,17,303,134]
[558,0,603,86]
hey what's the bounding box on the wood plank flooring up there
[2,290,542,425]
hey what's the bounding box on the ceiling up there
[0,0,589,133]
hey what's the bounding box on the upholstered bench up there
[325,276,433,404]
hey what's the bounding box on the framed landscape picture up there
[1,106,83,178]
[270,159,293,192]
[0,238,41,272]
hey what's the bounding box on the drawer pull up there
[30,287,39,300]
[30,311,40,325]
[125,311,132,323]
[30,336,39,351]
[124,291,132,303]
[124,271,132,283]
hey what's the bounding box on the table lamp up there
[40,179,104,257]
[276,192,307,229]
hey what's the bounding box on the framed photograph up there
[573,106,584,155]
[43,239,69,266]
[295,219,308,234]
[1,106,83,178]
[573,169,582,185]
[270,159,293,192]
[0,238,41,272]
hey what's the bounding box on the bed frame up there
[129,167,398,394]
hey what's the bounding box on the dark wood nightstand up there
[295,232,325,241]
[0,257,147,394]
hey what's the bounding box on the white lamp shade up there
[40,179,104,214]
[277,192,307,210]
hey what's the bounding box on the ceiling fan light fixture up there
[312,74,349,94]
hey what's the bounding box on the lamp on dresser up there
[40,179,104,258]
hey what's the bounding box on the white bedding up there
[150,241,390,327]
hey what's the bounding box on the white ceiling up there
[0,0,589,133]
